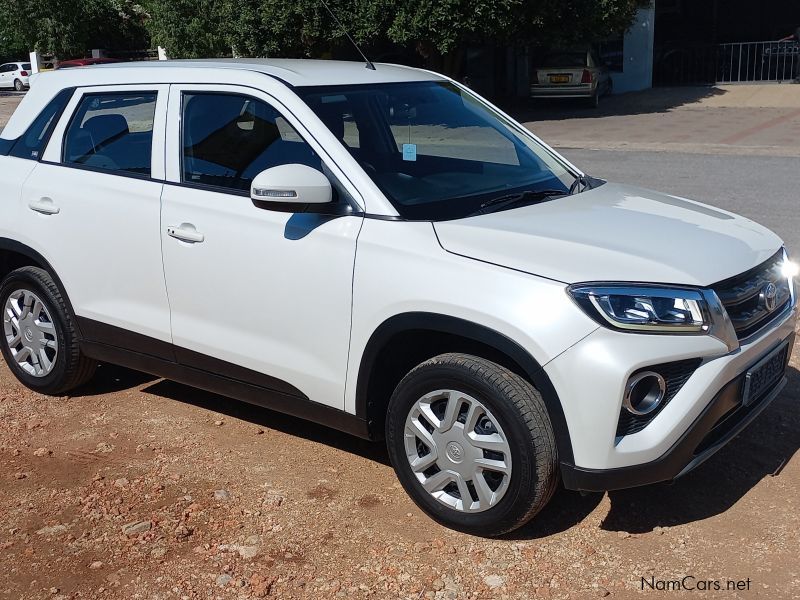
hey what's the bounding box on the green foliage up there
[1,0,651,66]
[143,0,228,58]
[0,0,148,59]
[220,0,395,59]
[147,0,649,64]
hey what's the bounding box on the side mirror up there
[250,164,332,208]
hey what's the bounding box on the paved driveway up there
[512,84,800,157]
[0,93,23,132]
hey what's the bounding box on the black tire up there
[0,266,96,394]
[13,79,24,92]
[385,353,558,536]
[587,90,600,108]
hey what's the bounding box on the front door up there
[160,85,362,408]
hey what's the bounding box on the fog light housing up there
[623,371,667,416]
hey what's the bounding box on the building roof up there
[95,58,444,87]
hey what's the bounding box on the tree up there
[143,0,228,58]
[0,0,148,59]
[143,0,650,75]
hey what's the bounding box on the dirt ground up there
[0,328,798,600]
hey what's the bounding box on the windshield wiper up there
[569,175,586,195]
[469,189,569,217]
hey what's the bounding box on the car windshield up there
[296,81,577,220]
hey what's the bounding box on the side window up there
[182,92,322,192]
[62,92,157,176]
[9,87,74,160]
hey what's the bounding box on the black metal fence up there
[654,40,799,86]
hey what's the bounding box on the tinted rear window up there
[22,63,31,71]
[541,52,588,68]
[63,92,157,176]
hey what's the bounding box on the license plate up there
[742,341,789,406]
[549,75,570,84]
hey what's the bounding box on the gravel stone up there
[214,489,231,501]
[121,521,151,536]
[483,575,504,589]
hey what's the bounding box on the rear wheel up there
[386,353,558,536]
[13,79,24,92]
[587,90,600,108]
[0,267,95,394]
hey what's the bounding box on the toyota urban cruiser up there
[0,60,796,536]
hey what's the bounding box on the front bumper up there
[561,332,793,491]
[546,288,797,488]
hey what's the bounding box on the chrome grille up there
[713,251,791,341]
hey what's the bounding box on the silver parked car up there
[530,48,612,107]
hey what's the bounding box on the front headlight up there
[568,285,711,333]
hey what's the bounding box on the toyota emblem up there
[762,282,778,312]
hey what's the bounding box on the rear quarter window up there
[7,87,75,160]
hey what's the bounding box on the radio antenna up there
[320,0,376,70]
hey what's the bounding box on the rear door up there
[20,85,173,351]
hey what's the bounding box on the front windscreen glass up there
[296,81,576,220]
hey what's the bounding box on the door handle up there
[167,224,205,244]
[29,198,60,215]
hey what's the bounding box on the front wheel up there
[0,267,96,394]
[13,79,24,92]
[386,353,558,536]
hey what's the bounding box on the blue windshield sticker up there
[402,143,417,162]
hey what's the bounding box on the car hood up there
[433,183,784,286]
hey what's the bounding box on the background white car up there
[0,62,32,91]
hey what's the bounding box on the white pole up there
[157,46,169,61]
[29,51,41,74]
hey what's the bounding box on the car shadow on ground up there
[504,86,727,123]
[601,364,800,534]
[74,360,799,539]
[505,364,800,540]
[74,362,159,396]
[139,377,391,465]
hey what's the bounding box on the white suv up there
[0,60,796,536]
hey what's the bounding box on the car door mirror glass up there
[251,164,332,207]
